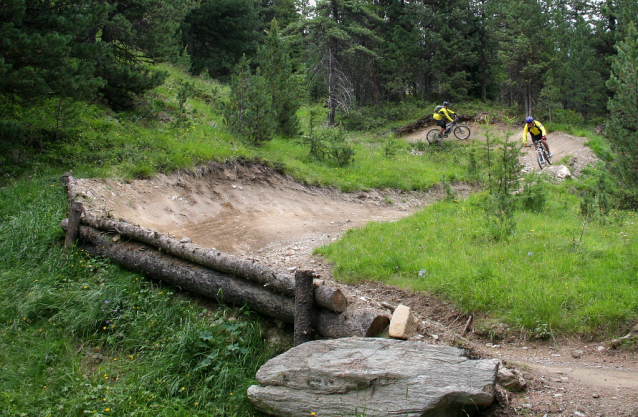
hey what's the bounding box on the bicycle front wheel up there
[426,128,442,144]
[545,149,553,165]
[536,151,547,170]
[453,125,471,140]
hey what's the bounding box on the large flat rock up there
[248,337,499,416]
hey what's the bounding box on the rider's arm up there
[522,125,529,145]
[443,109,455,122]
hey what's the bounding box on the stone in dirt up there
[247,337,499,417]
[388,303,418,340]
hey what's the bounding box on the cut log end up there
[366,315,391,337]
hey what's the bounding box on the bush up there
[518,174,549,213]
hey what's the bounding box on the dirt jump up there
[70,122,637,417]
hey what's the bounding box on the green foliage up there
[224,56,276,146]
[0,0,110,103]
[0,65,247,181]
[316,189,638,335]
[257,19,304,137]
[0,176,276,416]
[482,123,522,241]
[181,0,261,79]
[301,123,355,167]
[518,174,549,213]
[0,0,179,110]
[381,134,402,159]
[606,21,638,208]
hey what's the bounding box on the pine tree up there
[303,0,383,125]
[493,0,550,114]
[258,19,304,137]
[0,0,110,103]
[606,21,638,207]
[181,0,261,79]
[224,56,276,146]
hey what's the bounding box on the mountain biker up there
[433,102,456,138]
[522,116,551,157]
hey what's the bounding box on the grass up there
[316,186,638,335]
[0,175,275,416]
[1,63,637,415]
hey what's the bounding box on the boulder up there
[247,337,499,416]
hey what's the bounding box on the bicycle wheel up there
[544,148,553,165]
[426,128,442,144]
[536,150,547,170]
[453,125,471,140]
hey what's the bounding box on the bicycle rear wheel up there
[426,128,442,144]
[453,125,471,140]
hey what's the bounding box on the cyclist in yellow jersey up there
[522,116,551,157]
[433,101,456,138]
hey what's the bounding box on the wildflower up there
[418,269,427,277]
[104,300,109,304]
[527,252,532,256]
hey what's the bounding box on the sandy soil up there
[70,123,638,417]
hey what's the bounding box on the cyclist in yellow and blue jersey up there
[522,116,551,157]
[433,102,456,138]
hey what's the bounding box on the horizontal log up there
[78,211,347,313]
[63,220,387,338]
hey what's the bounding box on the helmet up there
[525,116,534,123]
[443,101,450,106]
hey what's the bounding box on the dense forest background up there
[2,0,638,202]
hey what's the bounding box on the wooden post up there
[64,201,83,249]
[294,270,314,346]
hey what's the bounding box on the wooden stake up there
[294,270,314,346]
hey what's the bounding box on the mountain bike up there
[425,116,471,145]
[531,139,553,170]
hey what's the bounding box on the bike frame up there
[532,138,552,169]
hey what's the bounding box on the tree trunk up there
[62,221,388,338]
[327,44,337,126]
[76,212,347,313]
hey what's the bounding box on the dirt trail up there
[72,124,637,417]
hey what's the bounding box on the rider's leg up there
[542,139,551,155]
[436,120,446,137]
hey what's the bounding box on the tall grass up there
[0,176,273,416]
[316,187,637,335]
